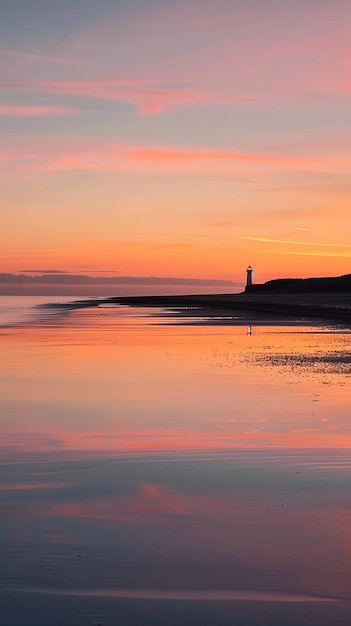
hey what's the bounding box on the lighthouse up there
[246,265,253,288]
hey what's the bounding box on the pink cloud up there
[1,140,350,178]
[3,79,204,115]
[0,104,81,117]
[5,3,350,118]
[55,0,351,104]
[126,146,326,166]
[2,2,350,132]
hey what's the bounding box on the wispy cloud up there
[0,104,82,117]
[46,80,202,114]
[127,146,317,165]
[295,227,325,235]
[278,250,351,258]
[2,141,350,178]
[0,48,70,64]
[55,0,351,107]
[3,79,204,115]
[239,236,351,248]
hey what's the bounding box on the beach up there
[1,297,351,625]
[46,291,351,328]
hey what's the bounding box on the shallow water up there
[1,297,351,625]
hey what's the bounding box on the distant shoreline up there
[48,291,351,328]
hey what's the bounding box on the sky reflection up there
[0,306,351,458]
[1,306,351,624]
[2,451,351,624]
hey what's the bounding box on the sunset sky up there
[2,0,351,295]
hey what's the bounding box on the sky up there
[1,0,351,295]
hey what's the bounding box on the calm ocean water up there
[1,298,351,625]
[0,295,99,327]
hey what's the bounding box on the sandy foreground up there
[2,296,351,626]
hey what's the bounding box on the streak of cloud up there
[295,227,325,235]
[0,105,82,117]
[239,237,351,248]
[0,48,69,64]
[278,251,351,258]
[3,79,204,115]
[2,142,350,178]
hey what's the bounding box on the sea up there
[1,295,351,625]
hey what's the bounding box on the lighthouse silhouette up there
[246,265,253,288]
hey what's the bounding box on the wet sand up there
[2,302,351,625]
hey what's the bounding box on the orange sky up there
[1,0,351,294]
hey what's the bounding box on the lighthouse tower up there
[246,265,253,288]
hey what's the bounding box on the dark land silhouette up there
[48,273,351,327]
[245,273,351,294]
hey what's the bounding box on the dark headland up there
[245,273,351,295]
[53,274,351,327]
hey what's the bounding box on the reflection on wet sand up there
[10,585,338,602]
[1,305,351,624]
[2,451,351,624]
[0,307,350,458]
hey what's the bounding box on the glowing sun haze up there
[1,0,351,294]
